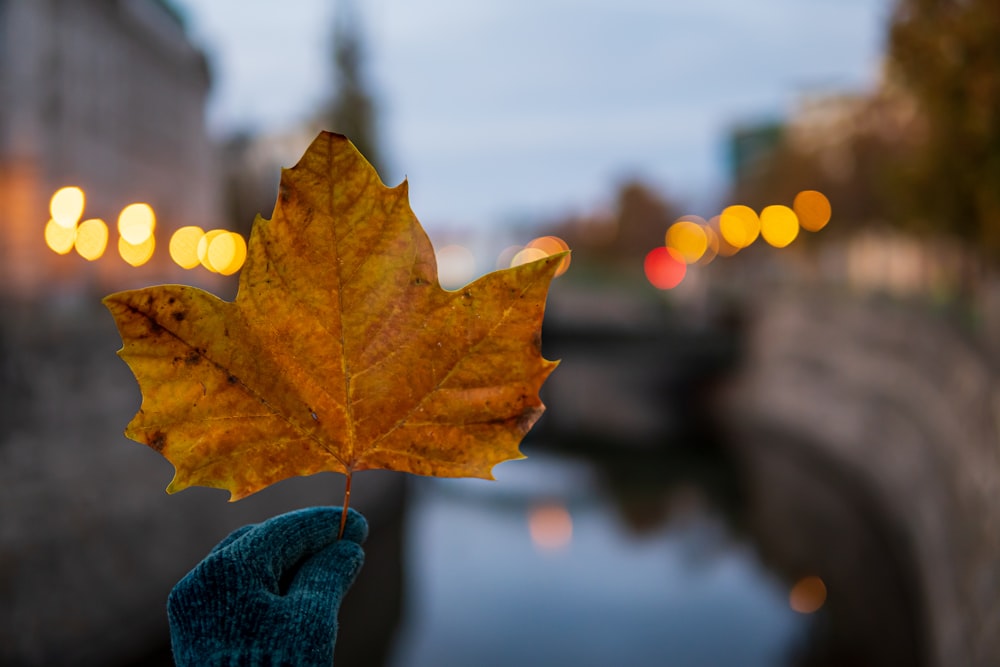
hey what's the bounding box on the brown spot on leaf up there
[148,431,166,452]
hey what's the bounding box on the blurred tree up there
[728,87,920,238]
[888,0,1000,257]
[219,133,280,240]
[318,0,386,177]
[547,179,682,271]
[613,180,682,257]
[220,0,387,238]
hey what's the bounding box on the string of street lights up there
[43,186,247,275]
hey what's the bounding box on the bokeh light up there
[49,186,85,229]
[197,229,227,272]
[44,219,77,254]
[118,235,155,267]
[528,503,573,552]
[170,226,206,269]
[525,235,571,277]
[760,205,800,248]
[117,203,156,245]
[794,190,832,232]
[708,214,741,258]
[644,246,686,289]
[510,246,548,268]
[665,219,708,264]
[74,218,108,261]
[436,243,477,289]
[496,245,524,271]
[789,575,827,614]
[207,231,247,275]
[719,204,761,249]
[699,224,720,265]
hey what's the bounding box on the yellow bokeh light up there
[44,219,77,254]
[789,575,827,614]
[760,205,800,248]
[118,234,156,267]
[118,203,156,245]
[794,190,832,232]
[50,187,85,229]
[170,226,205,269]
[665,219,708,264]
[74,218,108,261]
[510,246,548,268]
[528,503,573,552]
[207,231,247,276]
[719,204,760,249]
[526,235,571,277]
[197,229,228,272]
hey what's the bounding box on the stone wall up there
[720,287,1000,667]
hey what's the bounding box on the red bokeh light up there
[644,246,686,289]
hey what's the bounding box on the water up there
[389,452,809,667]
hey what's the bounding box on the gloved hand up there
[167,506,367,667]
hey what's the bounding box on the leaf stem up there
[338,470,353,540]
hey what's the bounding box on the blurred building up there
[0,0,221,299]
[727,120,785,186]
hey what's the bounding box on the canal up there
[369,298,928,667]
[381,428,926,667]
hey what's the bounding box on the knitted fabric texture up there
[168,507,367,667]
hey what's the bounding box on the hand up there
[167,506,367,666]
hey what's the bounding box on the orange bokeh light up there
[794,190,832,232]
[790,575,827,614]
[523,235,571,277]
[528,503,573,552]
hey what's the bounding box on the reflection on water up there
[382,419,926,667]
[389,451,807,667]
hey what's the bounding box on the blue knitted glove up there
[167,506,367,667]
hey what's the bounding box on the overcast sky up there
[171,0,893,233]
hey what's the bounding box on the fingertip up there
[291,538,366,598]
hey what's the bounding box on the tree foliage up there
[319,0,385,177]
[888,0,1000,256]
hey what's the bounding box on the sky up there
[170,0,893,233]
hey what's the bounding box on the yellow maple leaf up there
[104,132,562,504]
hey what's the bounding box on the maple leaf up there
[104,132,562,505]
